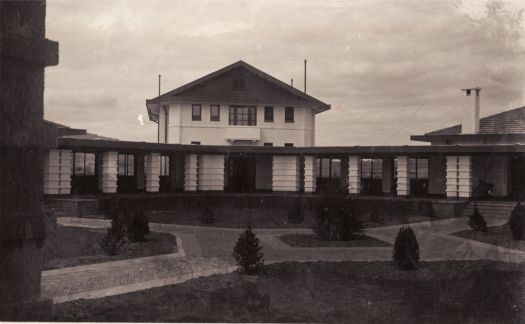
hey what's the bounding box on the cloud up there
[44,0,525,145]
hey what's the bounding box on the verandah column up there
[304,156,316,193]
[101,151,118,193]
[198,154,225,191]
[43,149,72,195]
[348,156,361,194]
[396,156,410,196]
[145,153,161,192]
[446,156,459,198]
[184,154,198,191]
[457,156,473,198]
[272,155,299,192]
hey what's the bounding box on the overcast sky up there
[44,0,525,145]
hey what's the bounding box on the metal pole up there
[304,59,307,93]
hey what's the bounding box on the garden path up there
[42,215,525,304]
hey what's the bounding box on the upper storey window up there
[192,104,201,121]
[210,105,220,121]
[229,105,256,126]
[264,106,274,122]
[285,106,294,123]
[232,78,245,89]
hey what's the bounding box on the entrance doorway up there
[227,156,256,192]
[511,156,525,200]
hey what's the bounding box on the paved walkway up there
[42,215,525,304]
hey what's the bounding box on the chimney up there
[460,87,481,134]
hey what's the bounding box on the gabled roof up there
[425,106,525,136]
[146,60,330,122]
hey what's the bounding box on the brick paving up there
[43,215,525,304]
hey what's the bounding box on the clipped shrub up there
[287,199,305,224]
[468,204,488,232]
[314,185,362,241]
[100,211,126,255]
[232,226,264,275]
[126,207,150,242]
[508,202,525,240]
[393,226,420,270]
[199,207,215,224]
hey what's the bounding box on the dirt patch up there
[278,233,390,247]
[43,225,177,270]
[453,225,525,252]
[47,260,525,323]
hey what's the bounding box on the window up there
[409,158,429,180]
[191,141,201,145]
[263,143,273,146]
[229,105,256,126]
[285,106,294,123]
[316,158,341,179]
[210,105,220,121]
[118,154,134,176]
[361,159,382,179]
[160,156,169,176]
[192,104,201,121]
[232,78,245,89]
[284,143,294,147]
[264,106,274,122]
[73,153,95,175]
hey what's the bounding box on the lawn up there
[453,225,525,252]
[278,233,390,247]
[43,225,177,270]
[48,260,524,323]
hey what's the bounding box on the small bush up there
[468,204,488,232]
[100,212,126,255]
[508,202,525,240]
[232,226,264,275]
[287,199,305,224]
[314,185,362,241]
[393,226,420,270]
[126,207,150,242]
[199,207,215,224]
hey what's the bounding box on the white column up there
[184,154,198,191]
[458,156,473,198]
[198,154,225,191]
[396,156,410,196]
[446,156,459,198]
[101,151,118,193]
[145,153,161,192]
[44,149,72,195]
[348,156,361,194]
[304,156,316,193]
[272,156,299,192]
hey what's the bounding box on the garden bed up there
[453,225,525,252]
[278,233,390,247]
[47,260,524,323]
[43,225,177,270]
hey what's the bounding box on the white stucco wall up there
[163,102,316,147]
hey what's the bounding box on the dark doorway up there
[511,156,525,200]
[228,156,256,192]
[117,154,137,193]
[71,152,99,194]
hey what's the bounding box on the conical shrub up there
[508,202,525,240]
[393,226,420,270]
[233,226,264,275]
[468,204,488,232]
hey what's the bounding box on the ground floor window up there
[361,158,382,195]
[408,158,429,196]
[73,152,95,175]
[118,154,135,176]
[160,155,169,176]
[316,158,341,191]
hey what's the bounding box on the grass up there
[453,225,525,252]
[278,233,390,247]
[47,260,524,323]
[43,225,177,270]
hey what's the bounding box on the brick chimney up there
[460,87,481,134]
